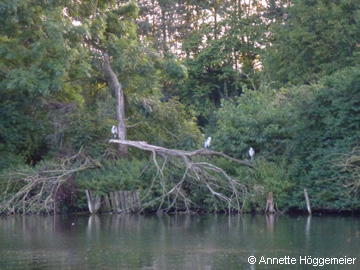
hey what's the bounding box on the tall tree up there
[263,0,360,87]
[137,0,211,56]
[63,0,160,157]
[103,53,128,156]
[0,0,201,167]
[174,0,267,127]
[0,0,86,168]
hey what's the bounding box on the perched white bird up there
[111,125,117,138]
[249,147,255,162]
[204,137,211,150]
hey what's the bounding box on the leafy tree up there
[213,66,360,211]
[214,88,291,159]
[176,1,267,127]
[263,0,360,87]
[127,96,202,150]
[286,66,360,210]
[0,0,203,213]
[0,0,86,169]
[212,86,293,211]
[137,0,211,56]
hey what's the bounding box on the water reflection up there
[305,215,311,244]
[0,214,359,269]
[265,213,279,232]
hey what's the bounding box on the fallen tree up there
[109,139,253,213]
[0,140,253,214]
[0,148,101,214]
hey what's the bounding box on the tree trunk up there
[160,5,168,54]
[212,0,220,40]
[103,53,127,157]
[265,191,275,213]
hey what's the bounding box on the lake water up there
[0,214,359,269]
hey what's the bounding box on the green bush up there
[243,158,293,212]
[286,66,360,210]
[212,66,360,212]
[214,87,291,159]
[75,158,150,195]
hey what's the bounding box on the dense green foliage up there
[287,67,360,210]
[264,0,360,86]
[215,66,360,211]
[1,0,360,213]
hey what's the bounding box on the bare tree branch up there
[110,139,252,213]
[0,149,101,214]
[109,139,254,168]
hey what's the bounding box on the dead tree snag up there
[103,52,127,157]
[109,139,253,213]
[265,191,275,213]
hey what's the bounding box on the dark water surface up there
[0,214,359,269]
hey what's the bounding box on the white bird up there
[111,125,117,138]
[204,137,211,150]
[249,147,255,162]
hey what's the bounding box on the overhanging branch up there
[109,139,254,169]
[109,139,252,213]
